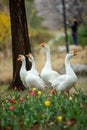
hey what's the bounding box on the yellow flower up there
[69,96,72,100]
[44,101,51,107]
[38,91,42,95]
[32,88,37,91]
[57,116,63,122]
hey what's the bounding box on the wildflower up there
[14,86,17,90]
[14,101,17,104]
[10,98,17,104]
[10,98,15,103]
[32,88,37,91]
[44,100,51,107]
[29,91,35,97]
[66,120,72,126]
[57,116,63,122]
[51,88,56,95]
[19,97,24,101]
[37,91,42,95]
[9,106,14,111]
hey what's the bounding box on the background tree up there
[34,0,87,30]
[9,0,31,90]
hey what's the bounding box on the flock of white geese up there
[17,42,78,94]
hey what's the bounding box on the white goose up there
[49,50,78,93]
[25,53,46,90]
[17,54,28,88]
[40,42,60,87]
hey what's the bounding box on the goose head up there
[17,54,25,62]
[26,53,33,62]
[40,42,49,50]
[66,50,78,59]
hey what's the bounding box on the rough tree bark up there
[9,0,31,90]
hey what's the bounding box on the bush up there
[54,25,87,47]
[78,25,87,47]
[0,12,11,51]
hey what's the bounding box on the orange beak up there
[26,53,30,58]
[74,50,78,56]
[17,54,21,61]
[40,42,46,47]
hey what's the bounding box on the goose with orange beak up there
[49,50,78,94]
[40,42,60,87]
[25,53,46,90]
[17,54,28,88]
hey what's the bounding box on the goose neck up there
[65,55,74,75]
[21,58,26,71]
[31,59,36,70]
[45,46,51,67]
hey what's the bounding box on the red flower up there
[14,86,17,90]
[51,88,56,95]
[29,91,35,97]
[10,98,15,103]
[9,106,14,111]
[10,98,17,104]
[66,120,72,126]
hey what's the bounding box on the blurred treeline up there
[0,0,87,56]
[0,0,53,56]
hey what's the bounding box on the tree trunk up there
[9,0,31,90]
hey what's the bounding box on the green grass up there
[0,87,87,130]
